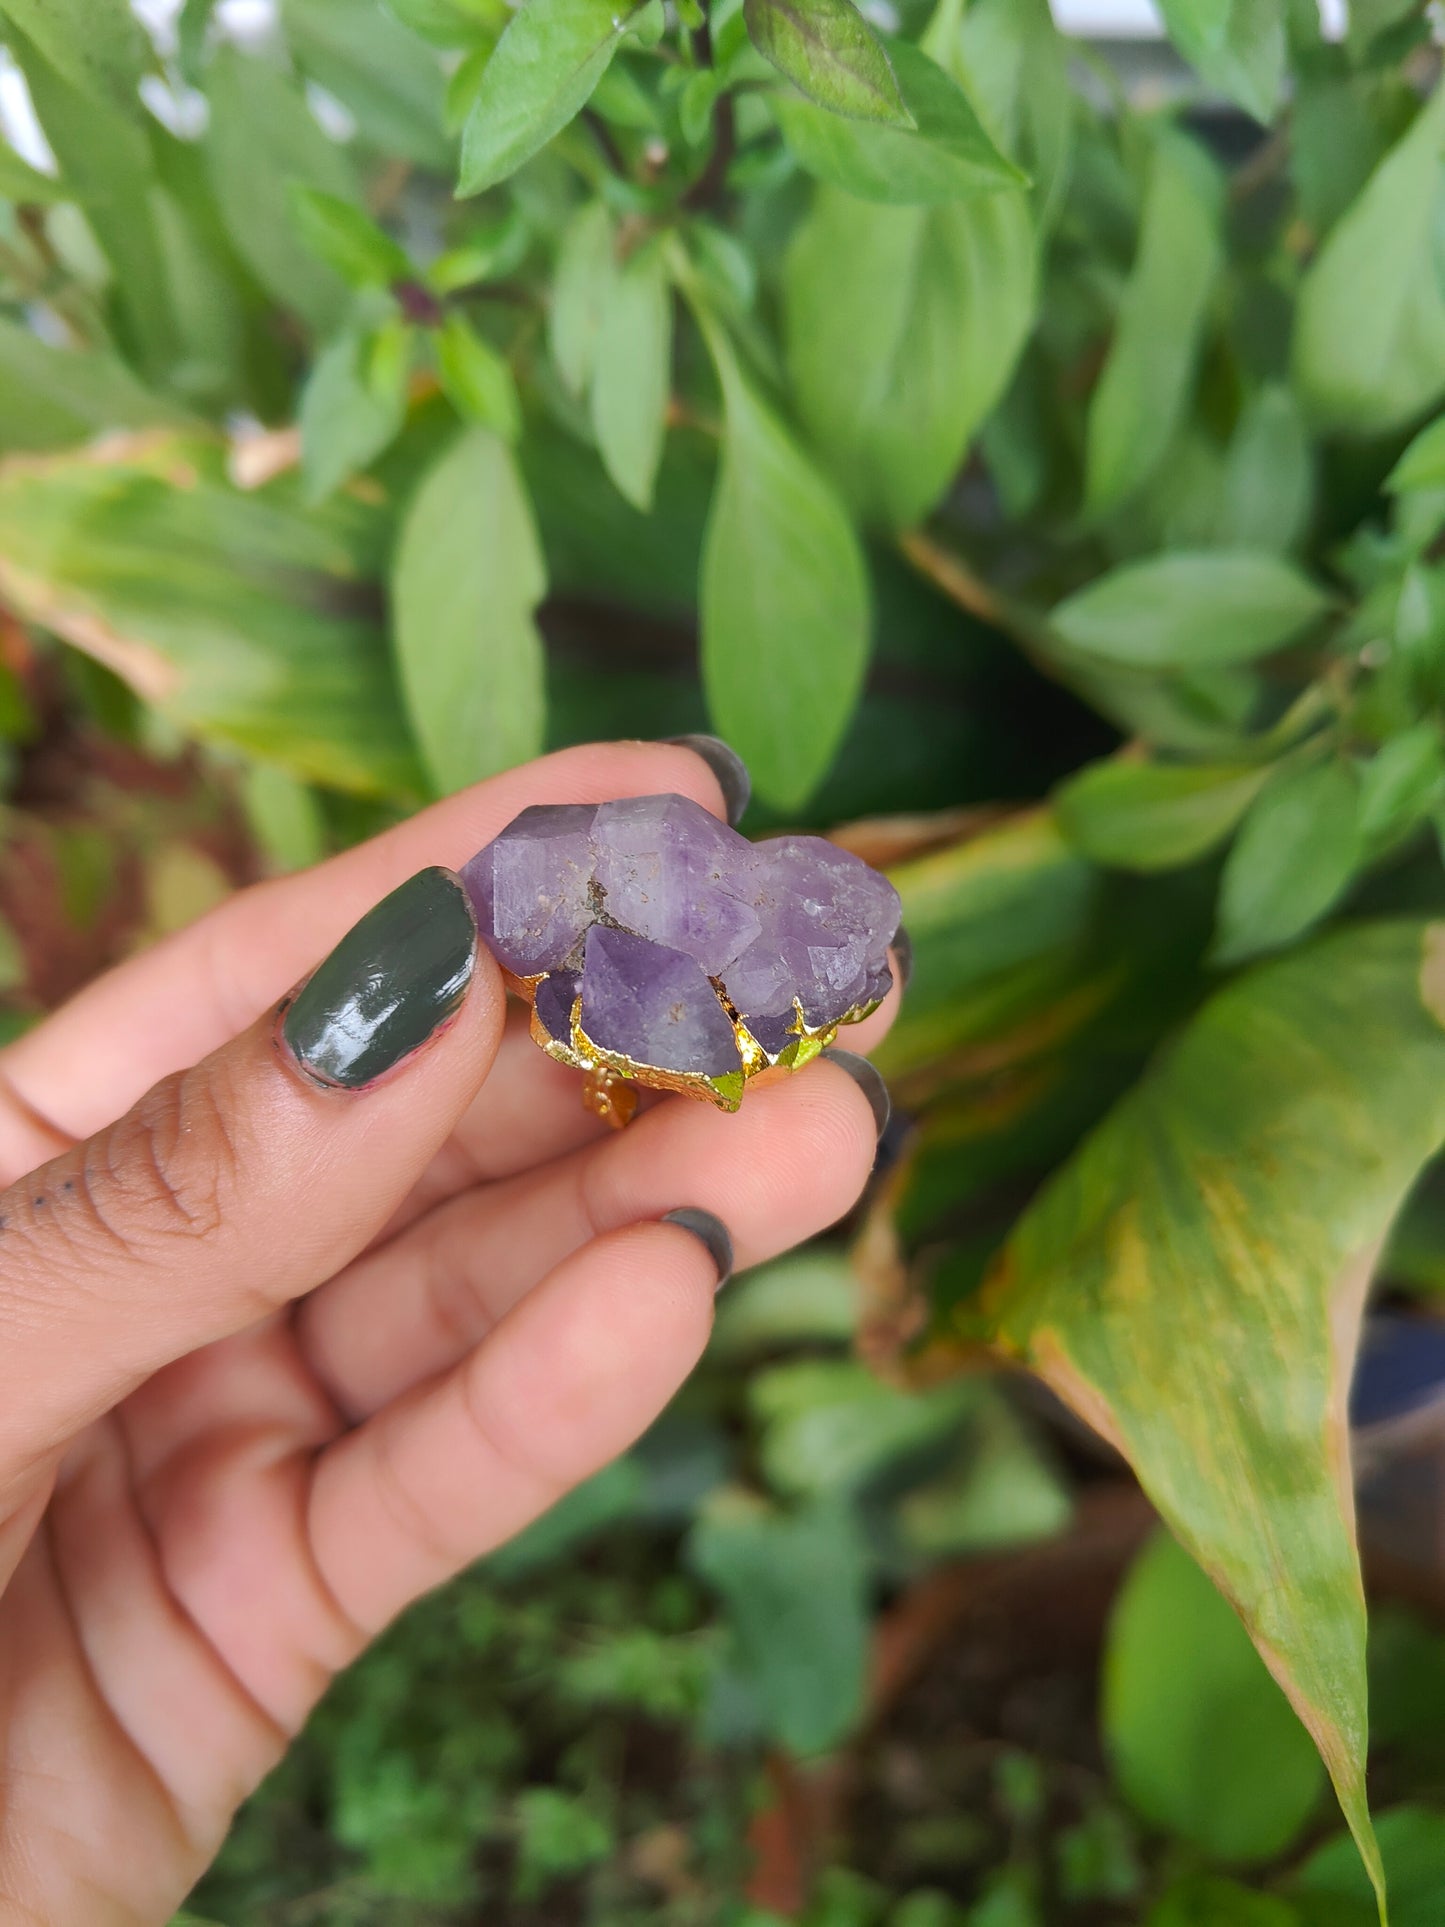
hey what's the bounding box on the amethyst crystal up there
[459,802,596,976]
[532,967,581,1044]
[579,926,742,1078]
[462,792,901,1103]
[593,794,761,973]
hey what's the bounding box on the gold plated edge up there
[513,965,879,1115]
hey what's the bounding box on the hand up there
[0,742,897,1925]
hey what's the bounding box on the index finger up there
[0,741,728,1164]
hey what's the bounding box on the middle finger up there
[296,1048,889,1419]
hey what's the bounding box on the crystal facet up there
[466,792,901,1110]
[579,925,742,1079]
[593,793,762,973]
[459,802,596,976]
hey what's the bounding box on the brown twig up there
[681,7,737,211]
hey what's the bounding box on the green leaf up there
[1146,1876,1301,1927]
[1292,1807,1445,1927]
[514,1788,614,1894]
[1153,0,1286,122]
[1051,553,1331,670]
[282,0,453,168]
[10,28,180,386]
[0,437,419,795]
[549,199,615,396]
[241,763,326,873]
[205,47,359,335]
[896,1393,1071,1557]
[677,68,719,147]
[300,324,411,504]
[1054,759,1270,873]
[0,135,65,203]
[990,920,1445,1920]
[749,1359,976,1497]
[697,319,870,810]
[743,0,911,127]
[1358,724,1445,848]
[426,210,530,295]
[391,427,546,794]
[772,38,1025,204]
[874,808,1100,1086]
[710,1248,859,1359]
[589,237,671,512]
[289,188,412,287]
[1084,130,1223,517]
[930,0,1073,230]
[1388,414,1445,493]
[434,313,521,439]
[1106,1530,1326,1861]
[383,0,496,46]
[458,0,640,196]
[783,185,1034,530]
[0,0,144,110]
[1214,759,1361,964]
[1220,386,1314,554]
[688,1493,869,1755]
[0,320,192,454]
[1293,85,1445,436]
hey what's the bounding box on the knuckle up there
[82,1063,241,1252]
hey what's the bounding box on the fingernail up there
[660,734,751,827]
[893,923,914,992]
[823,1048,891,1140]
[281,868,476,1090]
[661,1206,734,1290]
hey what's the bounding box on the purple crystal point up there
[729,834,901,1042]
[578,925,742,1079]
[592,793,762,974]
[459,802,596,976]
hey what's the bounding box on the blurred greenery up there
[2,0,1445,1918]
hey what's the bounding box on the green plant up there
[3,0,1445,1918]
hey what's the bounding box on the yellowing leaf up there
[0,437,419,795]
[989,921,1445,1920]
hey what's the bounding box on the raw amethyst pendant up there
[460,793,901,1119]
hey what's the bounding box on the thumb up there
[0,867,502,1480]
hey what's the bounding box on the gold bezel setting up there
[506,965,877,1126]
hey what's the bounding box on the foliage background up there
[3,0,1445,1918]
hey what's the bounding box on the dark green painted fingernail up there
[281,868,476,1091]
[893,924,914,992]
[823,1048,891,1140]
[660,734,751,827]
[662,1206,734,1290]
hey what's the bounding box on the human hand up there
[0,741,898,1925]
